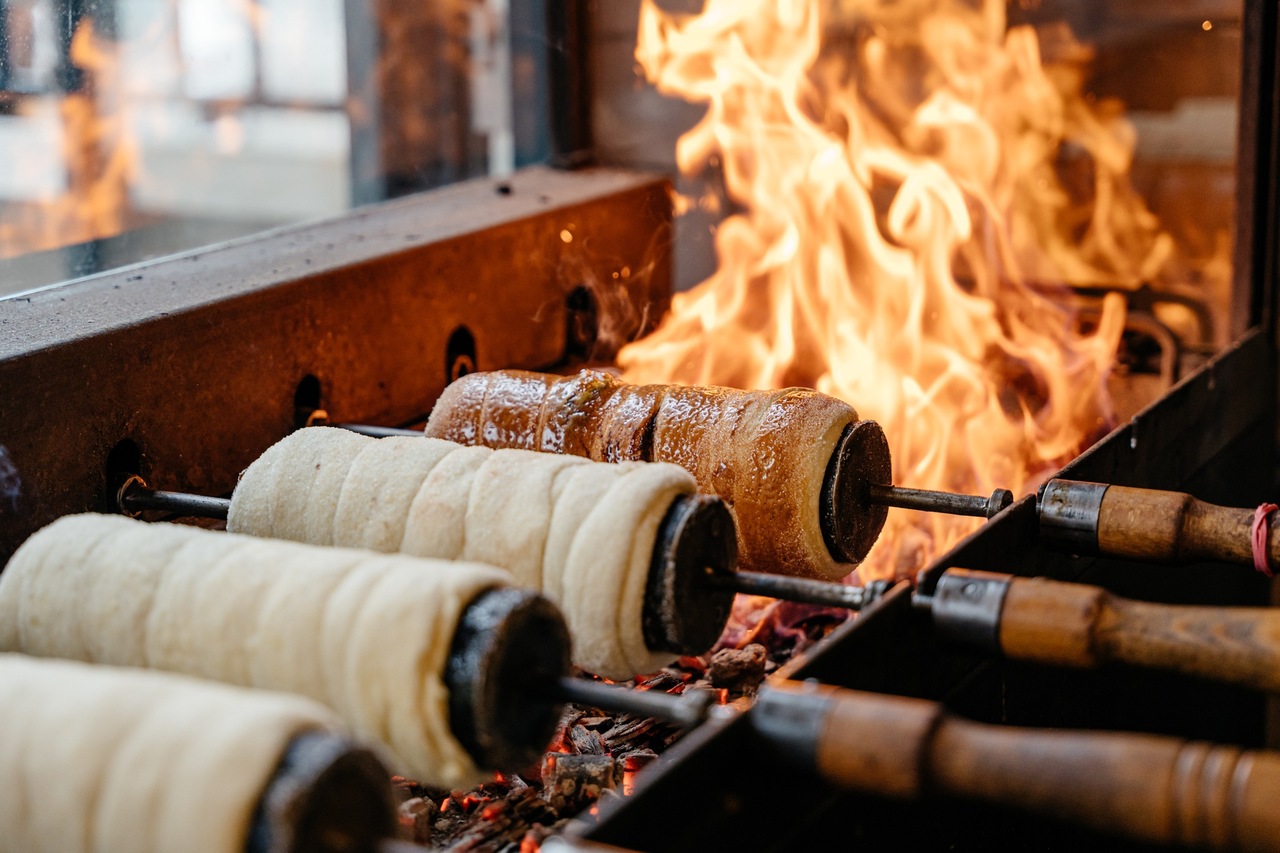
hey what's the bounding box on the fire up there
[0,20,135,261]
[619,0,1150,578]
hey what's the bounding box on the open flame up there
[618,0,1149,578]
[0,19,135,261]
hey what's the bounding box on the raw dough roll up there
[425,369,858,580]
[227,427,694,678]
[0,513,509,788]
[0,653,339,853]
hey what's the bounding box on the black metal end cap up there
[986,488,1014,518]
[821,420,892,564]
[247,731,396,853]
[643,493,738,656]
[445,586,572,772]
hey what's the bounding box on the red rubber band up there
[1251,503,1278,577]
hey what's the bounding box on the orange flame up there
[619,0,1139,578]
[0,20,135,261]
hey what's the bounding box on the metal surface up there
[247,731,395,853]
[927,569,1012,655]
[1233,0,1279,339]
[0,167,672,565]
[868,483,1013,519]
[708,571,890,612]
[642,494,737,656]
[335,423,420,438]
[551,677,716,730]
[821,420,892,563]
[1036,479,1108,554]
[445,586,571,772]
[117,478,230,520]
[749,683,828,775]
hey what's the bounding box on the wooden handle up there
[801,683,1280,852]
[998,577,1280,691]
[1097,485,1279,566]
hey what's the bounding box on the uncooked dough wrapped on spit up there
[0,513,526,789]
[0,653,378,853]
[226,426,702,677]
[423,369,890,581]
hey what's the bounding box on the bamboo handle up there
[796,683,1280,852]
[1097,485,1279,566]
[998,577,1280,691]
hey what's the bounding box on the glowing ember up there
[619,0,1151,578]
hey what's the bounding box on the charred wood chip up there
[398,797,438,844]
[676,655,709,671]
[635,671,685,692]
[602,714,659,745]
[389,775,430,802]
[569,724,607,755]
[434,787,559,852]
[707,643,767,691]
[622,750,659,775]
[522,819,572,851]
[542,753,621,812]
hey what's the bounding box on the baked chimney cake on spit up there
[421,369,1012,581]
[0,514,571,790]
[218,426,737,675]
[0,654,397,853]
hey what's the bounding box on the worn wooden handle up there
[804,684,1280,852]
[998,577,1280,691]
[1098,485,1279,566]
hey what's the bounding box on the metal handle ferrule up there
[930,569,1014,654]
[1037,479,1108,554]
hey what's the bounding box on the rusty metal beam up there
[0,166,672,562]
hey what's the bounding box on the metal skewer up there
[337,423,420,438]
[117,476,231,519]
[703,569,891,611]
[867,483,1012,519]
[116,478,897,617]
[329,419,1014,520]
[549,676,717,729]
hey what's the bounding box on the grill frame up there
[0,166,672,563]
[577,319,1277,853]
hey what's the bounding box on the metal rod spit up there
[337,423,420,438]
[330,419,1014,521]
[867,483,1013,519]
[550,676,715,729]
[706,570,891,611]
[117,477,231,520]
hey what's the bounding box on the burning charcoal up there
[621,749,658,770]
[602,714,659,747]
[522,819,571,852]
[569,724,607,755]
[542,753,622,812]
[635,671,685,692]
[448,787,560,852]
[620,750,659,796]
[389,774,429,802]
[707,643,767,691]
[398,796,438,844]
